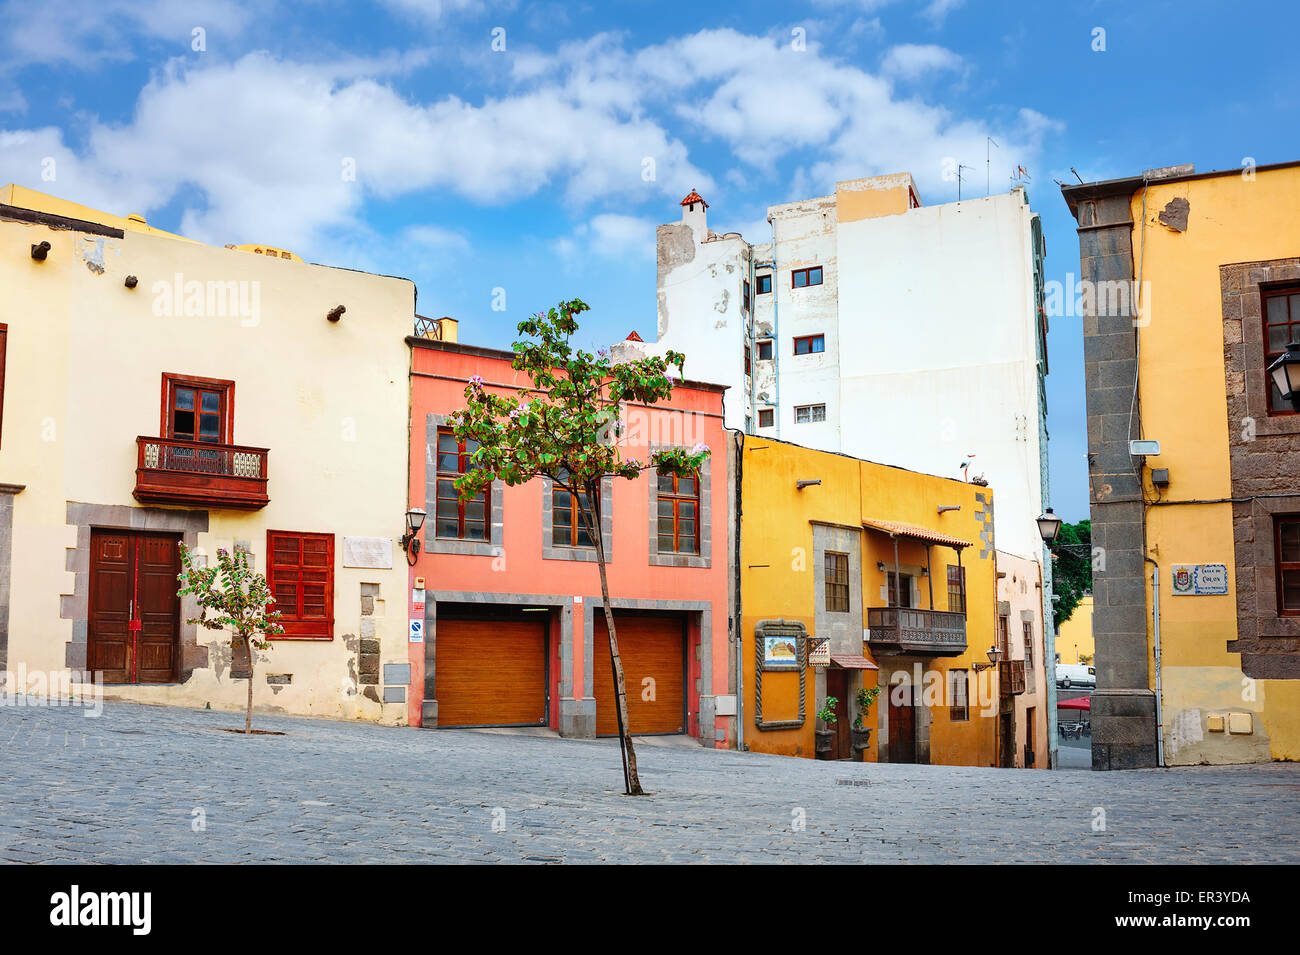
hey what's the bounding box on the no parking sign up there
[409,618,424,643]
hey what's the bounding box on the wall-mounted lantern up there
[1036,508,1062,544]
[399,507,426,565]
[1268,342,1300,412]
[973,645,1004,672]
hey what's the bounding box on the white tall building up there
[654,175,1051,564]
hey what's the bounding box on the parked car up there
[1056,663,1096,688]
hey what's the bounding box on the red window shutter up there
[267,531,334,639]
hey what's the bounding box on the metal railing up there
[137,436,267,479]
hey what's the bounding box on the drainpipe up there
[768,215,781,439]
[1146,556,1165,767]
[732,428,745,751]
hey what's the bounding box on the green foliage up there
[817,697,838,725]
[448,298,711,504]
[177,545,283,650]
[1051,518,1092,630]
[852,685,881,729]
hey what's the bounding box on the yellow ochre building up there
[734,434,1037,767]
[1064,160,1300,767]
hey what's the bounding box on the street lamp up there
[973,645,1003,672]
[1037,508,1062,544]
[400,507,426,565]
[1268,342,1300,412]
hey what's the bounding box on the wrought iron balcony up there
[866,607,967,656]
[1000,659,1027,696]
[134,436,269,510]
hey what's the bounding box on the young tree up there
[177,545,283,734]
[449,299,708,795]
[1050,518,1093,630]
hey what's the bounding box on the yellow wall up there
[740,437,1000,766]
[1131,166,1300,762]
[1057,594,1094,664]
[0,193,414,723]
[835,173,918,223]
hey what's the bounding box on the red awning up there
[862,519,972,549]
[1057,696,1091,710]
[830,654,878,670]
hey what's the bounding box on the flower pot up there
[814,728,834,758]
[851,727,873,753]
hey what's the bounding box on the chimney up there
[680,189,708,239]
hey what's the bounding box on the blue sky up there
[3,0,1298,522]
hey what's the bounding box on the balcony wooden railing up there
[134,436,269,510]
[866,607,967,656]
[1001,659,1027,696]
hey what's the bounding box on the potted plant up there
[851,685,881,755]
[814,696,838,758]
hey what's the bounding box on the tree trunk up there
[579,479,644,795]
[242,633,254,735]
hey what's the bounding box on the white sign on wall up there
[343,537,393,569]
[1171,563,1228,596]
[409,618,424,642]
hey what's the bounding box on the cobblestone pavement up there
[2,700,1298,864]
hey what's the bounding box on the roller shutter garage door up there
[435,618,547,727]
[594,613,685,736]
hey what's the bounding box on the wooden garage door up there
[594,613,685,736]
[435,618,547,727]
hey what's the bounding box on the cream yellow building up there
[1057,594,1094,665]
[0,186,415,723]
[1064,161,1300,767]
[995,550,1050,768]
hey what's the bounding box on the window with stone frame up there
[948,669,969,721]
[825,551,850,612]
[998,614,1010,655]
[656,471,700,555]
[1275,515,1300,614]
[1264,285,1300,415]
[552,470,597,548]
[1023,619,1034,665]
[435,428,489,540]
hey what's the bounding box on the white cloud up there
[555,213,656,264]
[0,50,710,256]
[0,0,253,67]
[0,25,1059,268]
[524,29,1059,200]
[920,0,965,26]
[881,43,963,80]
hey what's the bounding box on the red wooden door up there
[888,687,916,763]
[88,530,180,684]
[826,669,851,759]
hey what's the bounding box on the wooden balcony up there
[866,607,967,657]
[1001,659,1027,696]
[134,436,269,510]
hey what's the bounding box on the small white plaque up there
[343,537,393,569]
